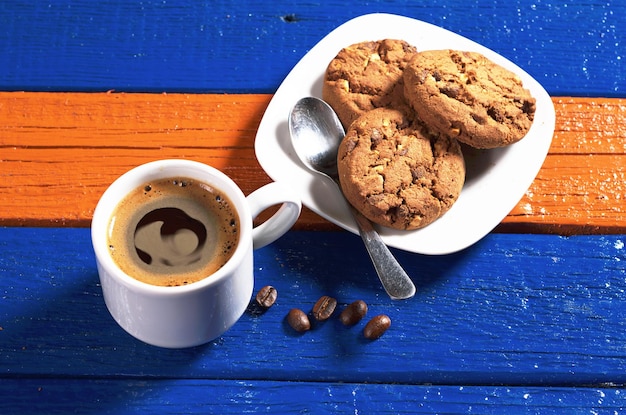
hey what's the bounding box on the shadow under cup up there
[92,160,261,349]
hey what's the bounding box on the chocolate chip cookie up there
[403,49,536,149]
[322,39,417,130]
[337,108,465,230]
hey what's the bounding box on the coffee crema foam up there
[107,177,240,287]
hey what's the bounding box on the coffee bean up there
[255,285,277,308]
[287,308,310,332]
[363,314,391,340]
[312,295,337,321]
[339,300,368,326]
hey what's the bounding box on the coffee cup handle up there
[246,182,301,249]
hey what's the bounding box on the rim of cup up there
[91,159,253,294]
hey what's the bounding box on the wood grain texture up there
[2,228,625,387]
[1,93,625,233]
[1,379,624,414]
[0,1,624,97]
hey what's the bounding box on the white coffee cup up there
[91,159,301,348]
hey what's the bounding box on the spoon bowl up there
[290,97,344,180]
[289,97,416,300]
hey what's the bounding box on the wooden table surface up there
[1,1,625,413]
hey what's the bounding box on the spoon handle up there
[350,208,416,300]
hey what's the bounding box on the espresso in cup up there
[106,176,239,287]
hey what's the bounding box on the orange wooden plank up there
[501,98,626,234]
[0,92,624,233]
[548,98,626,155]
[501,154,625,234]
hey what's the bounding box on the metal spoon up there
[288,97,416,300]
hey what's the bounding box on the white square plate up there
[254,13,555,255]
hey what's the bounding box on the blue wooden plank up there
[0,379,625,415]
[0,0,624,96]
[0,227,625,385]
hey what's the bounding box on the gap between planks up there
[0,92,624,233]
